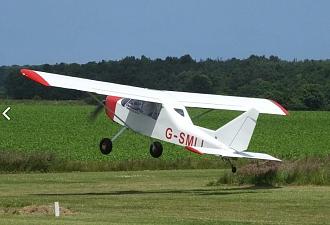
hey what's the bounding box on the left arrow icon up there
[2,107,11,120]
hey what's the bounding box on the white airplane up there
[20,69,288,173]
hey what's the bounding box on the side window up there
[123,99,162,120]
[174,108,184,117]
[142,102,161,120]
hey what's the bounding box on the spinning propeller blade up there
[89,100,105,121]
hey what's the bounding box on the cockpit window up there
[174,108,185,117]
[121,98,161,120]
[127,99,143,111]
[121,98,130,107]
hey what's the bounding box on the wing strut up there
[191,109,214,120]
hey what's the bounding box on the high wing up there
[20,69,161,103]
[185,146,281,161]
[20,69,288,115]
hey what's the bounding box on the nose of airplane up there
[105,96,122,120]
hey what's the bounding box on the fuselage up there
[105,96,228,152]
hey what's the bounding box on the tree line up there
[1,54,330,110]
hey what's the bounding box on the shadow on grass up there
[32,186,280,197]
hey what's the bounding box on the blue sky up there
[1,0,329,65]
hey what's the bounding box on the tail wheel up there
[100,138,113,155]
[149,141,163,158]
[222,157,237,173]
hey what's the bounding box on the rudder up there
[215,108,259,152]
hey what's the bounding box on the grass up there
[0,100,184,161]
[0,100,329,224]
[191,108,330,159]
[0,169,329,225]
[209,157,330,186]
[0,100,329,162]
[0,150,228,172]
[0,151,55,172]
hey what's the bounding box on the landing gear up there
[99,127,127,155]
[223,157,237,173]
[149,141,163,158]
[100,138,112,155]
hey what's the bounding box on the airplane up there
[20,69,288,173]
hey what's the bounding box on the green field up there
[0,100,329,161]
[0,169,329,225]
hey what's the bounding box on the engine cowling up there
[105,96,122,120]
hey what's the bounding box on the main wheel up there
[149,141,163,158]
[100,138,112,155]
[231,166,237,173]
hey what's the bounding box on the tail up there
[215,108,259,152]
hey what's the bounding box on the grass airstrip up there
[0,169,329,225]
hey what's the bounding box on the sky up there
[0,0,329,66]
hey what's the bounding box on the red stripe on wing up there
[20,69,50,86]
[270,100,289,115]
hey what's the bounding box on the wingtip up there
[270,100,289,116]
[20,69,50,86]
[272,157,282,162]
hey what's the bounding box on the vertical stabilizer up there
[215,109,259,152]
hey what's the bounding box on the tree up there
[2,55,330,111]
[301,84,325,110]
[185,73,213,94]
[179,54,194,64]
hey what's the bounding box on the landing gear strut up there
[99,127,127,155]
[223,158,237,173]
[149,141,163,158]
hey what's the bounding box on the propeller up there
[89,99,106,121]
[86,93,132,130]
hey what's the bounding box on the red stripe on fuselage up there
[20,69,50,86]
[105,96,122,120]
[185,146,203,155]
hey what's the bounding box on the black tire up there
[149,141,163,158]
[100,138,112,155]
[231,166,237,173]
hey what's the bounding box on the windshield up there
[122,98,161,120]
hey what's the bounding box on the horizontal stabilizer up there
[185,146,281,161]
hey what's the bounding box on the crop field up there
[0,100,329,161]
[0,169,329,225]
